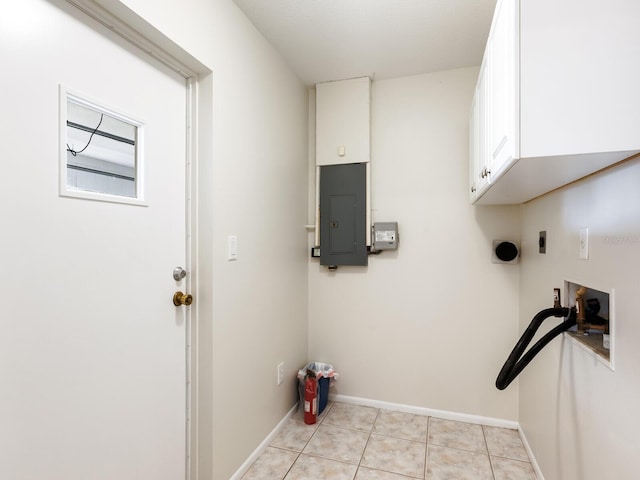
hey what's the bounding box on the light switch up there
[579,228,589,259]
[228,235,238,261]
[338,145,345,157]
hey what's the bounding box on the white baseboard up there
[329,394,520,430]
[518,424,545,480]
[229,402,299,480]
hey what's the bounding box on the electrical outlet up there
[277,362,285,386]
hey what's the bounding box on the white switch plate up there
[277,362,285,386]
[228,235,238,261]
[579,228,589,259]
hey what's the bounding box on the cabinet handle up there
[471,185,476,193]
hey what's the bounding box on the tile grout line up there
[424,416,431,479]
[282,401,335,479]
[353,407,382,479]
[481,425,497,480]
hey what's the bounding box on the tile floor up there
[241,402,537,480]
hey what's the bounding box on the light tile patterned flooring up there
[242,402,537,480]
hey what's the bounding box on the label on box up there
[375,230,395,242]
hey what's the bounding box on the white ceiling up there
[232,0,497,86]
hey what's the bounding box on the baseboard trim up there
[329,394,520,430]
[518,424,545,480]
[229,402,298,480]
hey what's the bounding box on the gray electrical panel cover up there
[319,163,367,266]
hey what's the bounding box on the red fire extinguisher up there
[303,369,318,425]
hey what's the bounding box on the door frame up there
[62,2,213,479]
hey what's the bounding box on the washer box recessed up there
[565,280,614,370]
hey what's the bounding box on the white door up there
[0,1,189,479]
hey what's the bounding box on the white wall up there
[104,1,310,478]
[519,157,640,480]
[308,68,522,421]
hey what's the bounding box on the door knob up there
[173,291,193,306]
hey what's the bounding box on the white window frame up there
[59,84,147,206]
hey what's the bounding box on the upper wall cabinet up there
[316,77,371,166]
[469,61,490,203]
[470,0,640,205]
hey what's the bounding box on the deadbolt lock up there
[173,267,187,281]
[173,291,193,306]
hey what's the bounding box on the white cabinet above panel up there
[470,0,640,205]
[316,77,371,166]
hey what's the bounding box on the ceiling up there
[232,0,497,86]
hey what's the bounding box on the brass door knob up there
[173,291,193,306]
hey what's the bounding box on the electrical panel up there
[319,163,367,266]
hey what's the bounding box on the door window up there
[60,87,146,205]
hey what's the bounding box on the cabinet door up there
[469,91,479,202]
[470,65,489,201]
[476,62,490,195]
[316,77,370,166]
[487,0,519,179]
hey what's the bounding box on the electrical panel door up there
[320,163,367,266]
